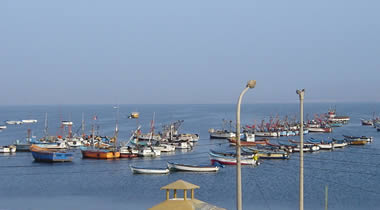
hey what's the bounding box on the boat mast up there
[114,106,119,150]
[149,112,156,143]
[81,113,85,137]
[44,112,48,139]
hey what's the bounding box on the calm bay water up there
[0,103,379,210]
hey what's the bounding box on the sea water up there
[0,103,379,210]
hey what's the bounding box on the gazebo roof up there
[160,180,200,190]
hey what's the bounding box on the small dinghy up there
[167,162,219,172]
[130,165,169,174]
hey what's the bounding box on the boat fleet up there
[361,113,380,131]
[0,108,376,175]
[0,112,200,165]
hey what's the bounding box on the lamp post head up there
[246,80,256,89]
[296,89,305,95]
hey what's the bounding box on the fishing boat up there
[209,129,236,139]
[167,162,219,172]
[228,138,268,146]
[280,141,320,152]
[5,120,23,125]
[14,129,34,151]
[81,147,120,159]
[129,112,139,119]
[255,131,278,137]
[30,144,73,162]
[209,152,258,165]
[0,145,16,153]
[331,138,348,148]
[306,139,334,150]
[81,110,120,159]
[209,149,254,158]
[130,165,169,174]
[242,147,290,159]
[137,146,161,157]
[343,135,373,142]
[21,119,38,124]
[361,119,374,126]
[0,125,7,130]
[119,146,138,158]
[347,140,367,145]
[307,127,332,133]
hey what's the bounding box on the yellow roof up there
[160,180,200,190]
[149,199,226,210]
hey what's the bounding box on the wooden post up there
[184,190,187,201]
[174,189,177,199]
[191,189,194,200]
[166,190,170,200]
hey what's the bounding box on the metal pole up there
[236,80,256,210]
[236,87,249,210]
[297,89,305,210]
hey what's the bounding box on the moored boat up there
[228,138,268,146]
[130,165,169,174]
[167,162,219,172]
[242,147,290,159]
[30,145,73,162]
[343,135,373,142]
[209,152,258,165]
[361,119,374,126]
[81,147,120,159]
[119,146,138,158]
[209,129,236,139]
[0,145,16,153]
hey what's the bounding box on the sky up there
[0,0,379,105]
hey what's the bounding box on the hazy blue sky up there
[1,0,379,105]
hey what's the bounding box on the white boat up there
[61,121,73,126]
[0,125,7,129]
[167,162,219,172]
[332,141,348,148]
[208,129,236,139]
[130,165,169,174]
[5,120,23,125]
[138,147,161,157]
[22,119,38,124]
[293,145,320,152]
[255,131,278,137]
[65,138,83,147]
[119,146,139,157]
[0,145,16,153]
[209,152,258,165]
[169,141,192,149]
[152,143,176,152]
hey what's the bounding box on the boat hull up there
[81,150,120,159]
[30,145,73,162]
[130,166,169,174]
[167,162,219,172]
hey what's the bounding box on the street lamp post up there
[296,89,305,210]
[236,80,256,210]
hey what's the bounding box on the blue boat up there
[30,145,73,162]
